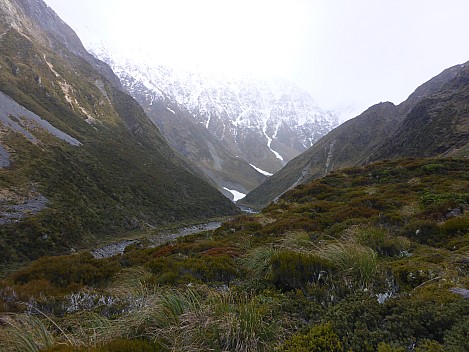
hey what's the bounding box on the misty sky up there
[44,0,469,118]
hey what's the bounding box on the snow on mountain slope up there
[91,44,339,174]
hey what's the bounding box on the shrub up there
[6,253,121,299]
[443,317,469,352]
[350,226,410,257]
[325,293,384,351]
[149,255,238,285]
[439,215,469,235]
[415,339,444,351]
[280,322,343,351]
[377,343,405,352]
[405,220,440,245]
[262,217,320,235]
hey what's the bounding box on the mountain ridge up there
[241,61,469,209]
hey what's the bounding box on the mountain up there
[0,0,238,268]
[139,96,267,200]
[90,55,267,200]
[90,46,339,197]
[240,61,469,209]
[368,63,469,160]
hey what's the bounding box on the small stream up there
[91,221,222,259]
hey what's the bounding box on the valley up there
[2,158,468,351]
[91,45,339,199]
[0,0,468,351]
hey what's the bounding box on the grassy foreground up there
[1,158,468,351]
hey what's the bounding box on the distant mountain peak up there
[91,43,339,178]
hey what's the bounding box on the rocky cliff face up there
[0,0,237,266]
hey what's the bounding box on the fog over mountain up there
[44,0,469,120]
[91,45,338,200]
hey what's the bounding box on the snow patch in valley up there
[166,107,176,114]
[223,187,246,202]
[249,164,273,176]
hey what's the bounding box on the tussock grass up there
[317,242,379,289]
[239,245,279,279]
[26,281,280,351]
[0,314,56,352]
[344,224,411,257]
[277,231,315,252]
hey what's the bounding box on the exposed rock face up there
[0,144,11,168]
[0,194,48,225]
[0,91,81,145]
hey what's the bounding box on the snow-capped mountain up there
[92,45,339,175]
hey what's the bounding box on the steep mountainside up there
[0,0,237,267]
[91,46,339,176]
[103,69,267,200]
[241,62,469,209]
[369,63,469,160]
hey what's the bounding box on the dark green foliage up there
[325,293,385,351]
[444,317,469,352]
[439,215,469,235]
[149,255,238,285]
[270,251,333,291]
[404,220,441,245]
[322,293,469,351]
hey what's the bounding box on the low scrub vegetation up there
[1,158,468,351]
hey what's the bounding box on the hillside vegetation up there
[1,158,468,351]
[0,0,237,270]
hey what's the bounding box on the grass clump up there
[318,242,379,290]
[0,314,57,352]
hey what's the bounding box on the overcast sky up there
[44,0,469,118]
